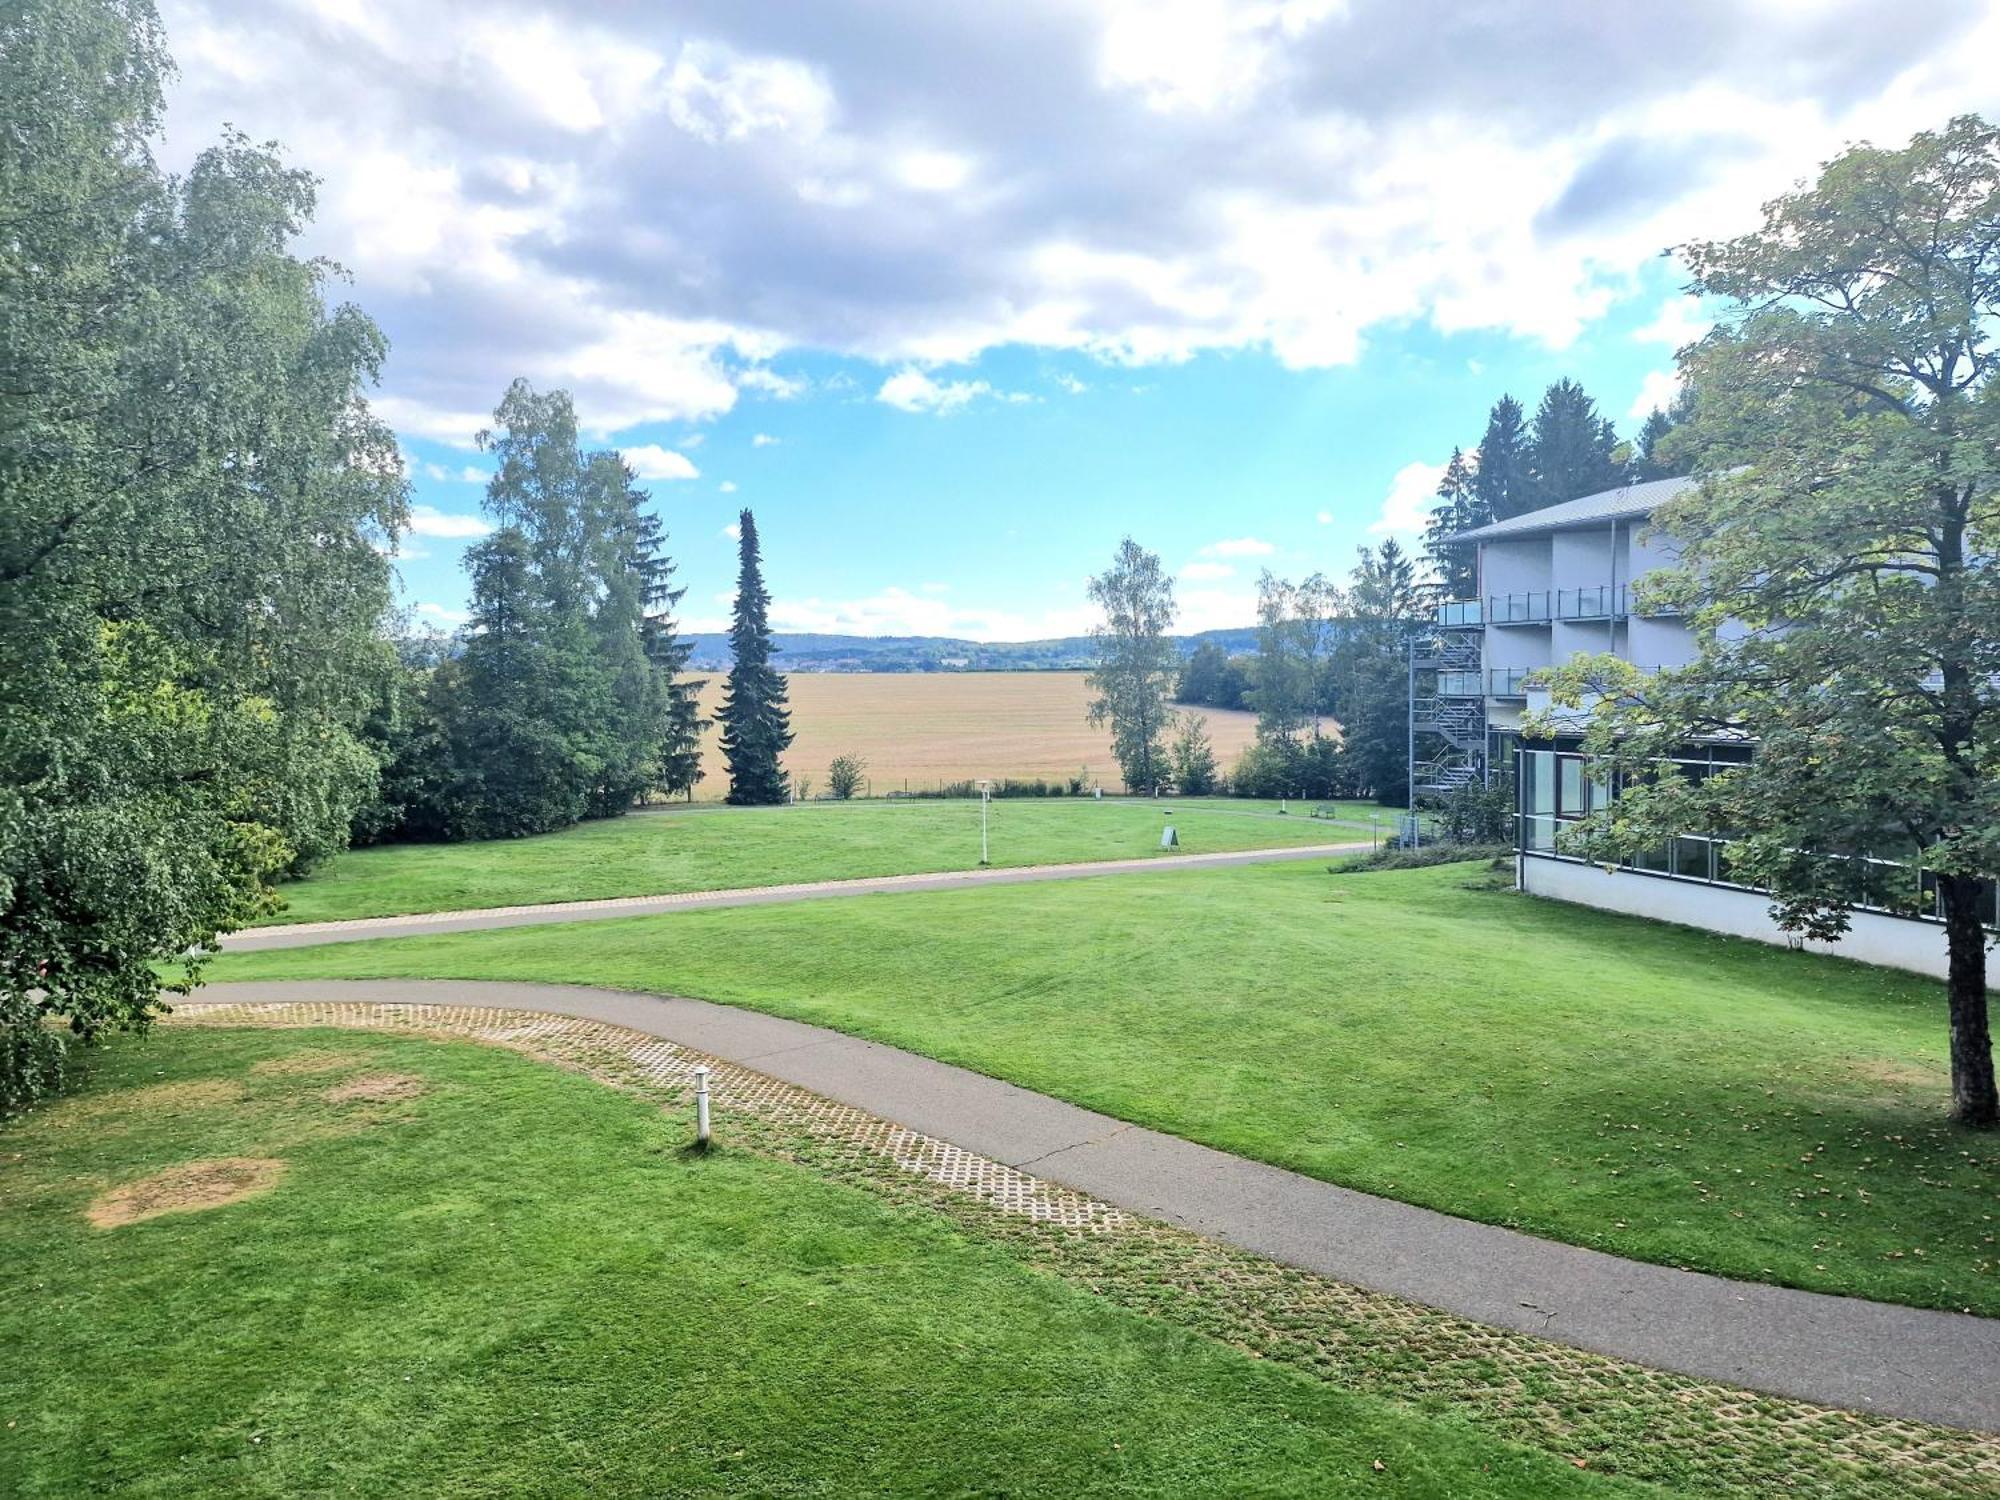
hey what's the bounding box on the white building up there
[1422,475,1975,979]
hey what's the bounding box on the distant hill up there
[683,627,1260,673]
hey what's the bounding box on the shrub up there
[1434,774,1516,844]
[1336,843,1514,873]
[2,998,68,1116]
[827,754,867,800]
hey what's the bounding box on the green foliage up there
[1248,571,1338,742]
[1526,377,1623,509]
[1422,447,1485,597]
[1173,640,1250,710]
[1472,394,1533,521]
[1085,538,1178,792]
[1433,774,1516,845]
[826,753,866,800]
[1,0,406,1079]
[1229,734,1352,800]
[1538,114,2000,1122]
[1327,541,1426,804]
[719,510,793,805]
[1167,714,1219,794]
[1338,844,1512,872]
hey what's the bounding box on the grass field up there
[0,1025,1621,1497]
[215,860,2000,1315]
[263,797,1379,925]
[686,671,1263,797]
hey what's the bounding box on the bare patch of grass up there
[86,1157,286,1228]
[323,1072,426,1104]
[58,1077,243,1122]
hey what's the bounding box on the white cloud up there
[625,443,701,480]
[920,581,950,594]
[751,432,780,446]
[876,368,1031,414]
[407,504,493,539]
[1179,560,1235,580]
[896,148,974,193]
[722,521,742,540]
[719,480,739,493]
[157,0,2000,449]
[1627,368,1683,421]
[763,586,1101,642]
[1315,508,1334,525]
[1369,459,1448,538]
[416,600,470,625]
[1052,373,1089,395]
[1201,536,1275,558]
[1172,584,1261,634]
[1633,296,1712,350]
[663,40,836,145]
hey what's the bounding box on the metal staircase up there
[1409,605,1487,796]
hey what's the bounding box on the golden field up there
[688,671,1260,798]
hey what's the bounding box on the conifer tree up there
[631,509,706,799]
[1526,378,1623,507]
[1423,446,1485,597]
[1471,395,1534,520]
[718,510,792,805]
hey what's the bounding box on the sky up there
[155,0,2000,640]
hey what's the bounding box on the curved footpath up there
[203,977,2000,1432]
[224,841,1369,951]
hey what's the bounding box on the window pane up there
[1674,837,1713,882]
[1558,757,1584,818]
[1524,751,1555,817]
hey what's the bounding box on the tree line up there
[1422,377,1690,596]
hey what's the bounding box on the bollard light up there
[694,1065,712,1147]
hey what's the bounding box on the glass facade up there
[1517,742,1998,928]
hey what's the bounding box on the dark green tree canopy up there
[719,510,793,806]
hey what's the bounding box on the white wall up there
[1520,856,1951,979]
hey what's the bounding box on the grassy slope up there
[264,798,1380,925]
[215,861,2000,1316]
[0,1028,1622,1499]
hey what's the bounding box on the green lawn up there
[0,1026,1622,1498]
[262,797,1378,925]
[214,860,2000,1316]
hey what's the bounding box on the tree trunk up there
[1941,875,1997,1128]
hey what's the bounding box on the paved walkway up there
[203,977,2000,1431]
[224,842,1368,951]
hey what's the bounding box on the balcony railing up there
[1435,599,1482,628]
[1487,590,1552,624]
[1436,670,1483,697]
[1557,584,1624,620]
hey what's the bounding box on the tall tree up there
[718,510,792,805]
[1627,408,1678,481]
[1423,446,1485,597]
[1086,539,1179,792]
[1,0,406,1098]
[1472,395,1534,521]
[1527,378,1624,508]
[1330,541,1427,803]
[1540,115,2000,1124]
[1175,640,1249,710]
[1250,571,1339,744]
[631,509,706,799]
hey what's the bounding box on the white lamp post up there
[976,778,992,866]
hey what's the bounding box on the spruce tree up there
[1471,395,1534,520]
[631,509,707,798]
[1422,446,1485,597]
[1526,378,1623,507]
[718,510,792,805]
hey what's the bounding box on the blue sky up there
[157,0,2000,639]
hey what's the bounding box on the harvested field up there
[689,670,1261,798]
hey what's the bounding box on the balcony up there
[1487,590,1552,624]
[1557,584,1626,621]
[1435,599,1482,628]
[1436,670,1484,697]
